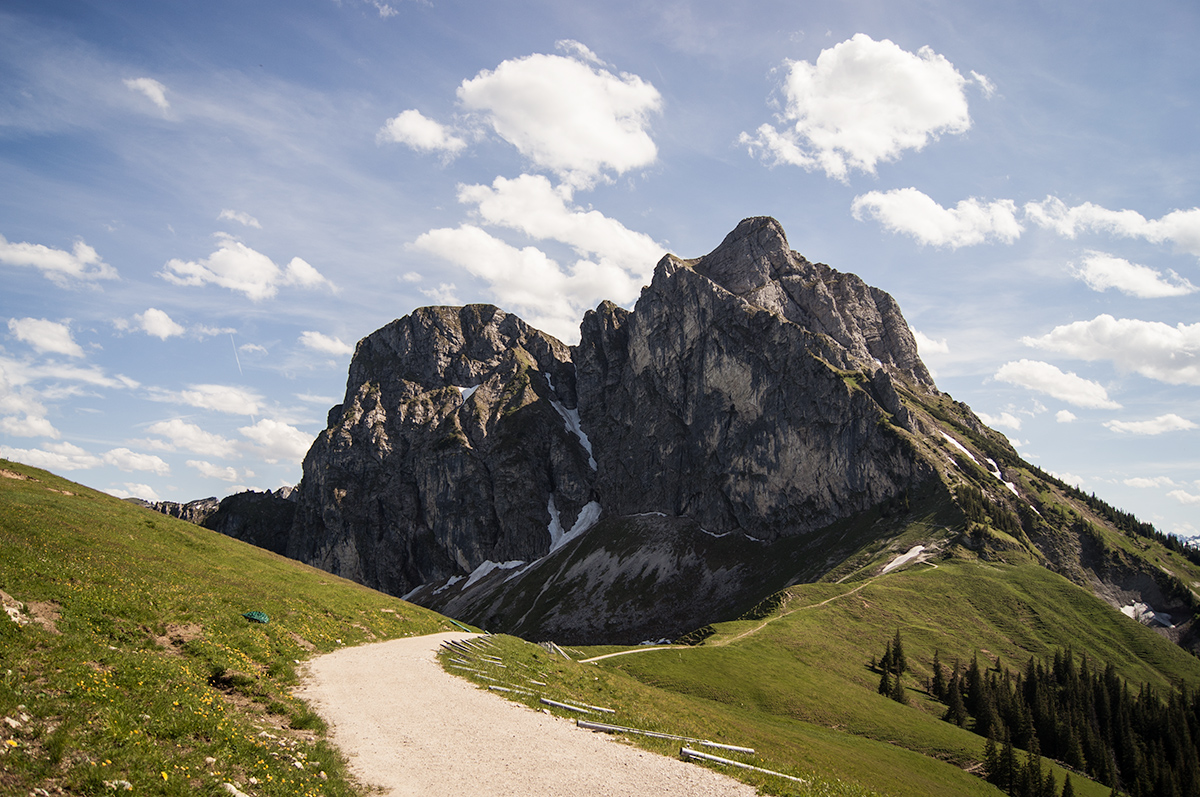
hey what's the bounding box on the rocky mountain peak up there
[691,216,793,296]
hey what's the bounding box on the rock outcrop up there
[285,305,598,598]
[575,216,934,540]
[280,217,938,609]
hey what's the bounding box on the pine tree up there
[932,649,947,700]
[1042,766,1057,797]
[1061,775,1075,797]
[893,629,907,675]
[881,640,894,674]
[891,667,907,705]
[879,667,892,697]
[944,677,969,727]
[983,733,1000,785]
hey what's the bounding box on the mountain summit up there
[178,217,1197,646]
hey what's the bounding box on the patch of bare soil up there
[0,468,30,480]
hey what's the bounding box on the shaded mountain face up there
[283,217,936,609]
[192,216,1196,647]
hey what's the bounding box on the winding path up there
[297,632,757,797]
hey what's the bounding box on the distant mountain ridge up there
[151,217,1200,647]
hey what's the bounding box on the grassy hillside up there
[0,459,457,796]
[444,549,1200,796]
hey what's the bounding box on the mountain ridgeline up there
[158,217,1199,647]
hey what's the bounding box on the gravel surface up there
[298,632,759,796]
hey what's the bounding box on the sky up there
[1,0,1197,537]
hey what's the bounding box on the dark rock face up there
[148,497,220,526]
[574,216,934,540]
[204,489,296,556]
[286,305,598,598]
[237,217,940,630]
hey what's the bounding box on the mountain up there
[164,217,1200,648]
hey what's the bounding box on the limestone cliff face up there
[286,217,935,603]
[286,305,597,598]
[574,216,934,540]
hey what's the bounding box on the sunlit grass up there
[0,459,453,796]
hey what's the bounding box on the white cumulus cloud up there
[0,234,117,284]
[149,384,263,415]
[378,109,467,156]
[238,418,312,464]
[456,44,661,186]
[299,331,355,357]
[976,410,1022,431]
[1022,314,1200,386]
[187,459,247,482]
[1103,414,1196,435]
[106,483,161,502]
[1124,476,1176,488]
[1055,410,1077,423]
[160,234,333,301]
[994,359,1120,409]
[7,318,85,357]
[135,308,186,340]
[1169,489,1200,506]
[145,418,238,458]
[123,77,170,111]
[103,447,170,475]
[740,34,972,180]
[909,327,949,355]
[1070,251,1195,298]
[1025,197,1200,258]
[852,188,1022,247]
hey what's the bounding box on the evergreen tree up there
[879,667,892,697]
[932,649,947,700]
[944,677,968,727]
[891,667,907,705]
[1061,775,1075,797]
[984,733,1000,785]
[893,629,907,675]
[1042,766,1057,797]
[881,640,894,674]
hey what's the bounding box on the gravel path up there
[297,632,759,796]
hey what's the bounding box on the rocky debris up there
[285,304,598,598]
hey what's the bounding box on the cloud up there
[1124,476,1176,489]
[106,483,161,502]
[1055,410,1077,423]
[1025,197,1200,258]
[145,418,237,458]
[0,441,166,476]
[238,418,312,464]
[123,77,170,111]
[420,283,460,305]
[160,234,333,301]
[149,383,263,415]
[739,34,972,180]
[378,109,467,156]
[218,209,262,229]
[412,226,580,341]
[103,447,169,475]
[1169,489,1200,506]
[187,459,247,482]
[1022,314,1200,386]
[0,234,118,284]
[1103,413,1196,435]
[994,359,1121,409]
[7,318,85,357]
[456,45,661,186]
[1051,471,1086,488]
[977,410,1022,431]
[299,331,355,357]
[457,174,663,286]
[0,414,59,438]
[1070,251,1195,298]
[135,308,186,340]
[851,188,1022,247]
[238,343,268,355]
[970,70,996,98]
[910,327,949,355]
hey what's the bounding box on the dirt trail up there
[297,632,757,796]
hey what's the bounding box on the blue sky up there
[1,0,1197,536]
